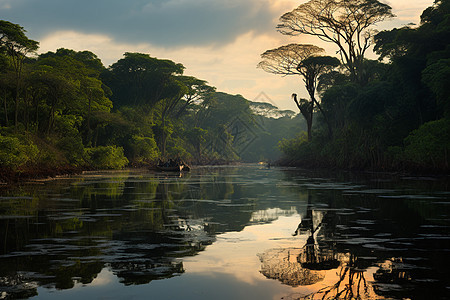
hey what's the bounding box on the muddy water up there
[0,165,449,299]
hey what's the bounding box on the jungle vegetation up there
[0,23,303,179]
[260,0,450,172]
[1,0,449,178]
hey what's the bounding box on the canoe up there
[156,165,184,172]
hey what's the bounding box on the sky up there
[1,0,435,111]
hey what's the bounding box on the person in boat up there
[168,159,175,167]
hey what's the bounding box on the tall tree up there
[297,55,340,137]
[258,44,323,141]
[0,20,39,129]
[277,0,394,84]
[36,69,76,134]
[291,93,314,140]
[176,76,215,118]
[154,79,187,156]
[258,44,324,76]
[374,0,450,123]
[35,49,112,136]
[104,53,184,109]
[258,44,339,140]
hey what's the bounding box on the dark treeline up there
[0,21,303,179]
[261,0,450,173]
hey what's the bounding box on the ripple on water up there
[378,195,443,200]
[0,196,34,200]
[0,215,32,219]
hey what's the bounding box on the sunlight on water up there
[0,165,449,299]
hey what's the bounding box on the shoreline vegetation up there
[0,162,227,185]
[1,0,449,184]
[261,0,450,174]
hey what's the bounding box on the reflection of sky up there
[32,209,380,300]
[32,214,301,299]
[31,213,301,299]
[184,214,304,285]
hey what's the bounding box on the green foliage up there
[0,134,38,167]
[85,146,129,169]
[321,83,358,129]
[103,52,184,108]
[56,136,84,165]
[4,2,450,176]
[279,126,386,170]
[185,127,207,159]
[278,132,309,161]
[50,114,84,165]
[166,139,193,162]
[422,58,450,116]
[348,81,393,126]
[277,0,450,172]
[129,135,160,165]
[0,19,308,176]
[403,118,450,170]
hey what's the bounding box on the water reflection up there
[0,166,449,299]
[260,170,450,300]
[0,170,217,297]
[294,195,377,299]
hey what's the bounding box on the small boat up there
[156,164,184,172]
[156,158,190,172]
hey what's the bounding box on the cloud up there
[1,0,284,47]
[382,0,434,28]
[2,0,435,111]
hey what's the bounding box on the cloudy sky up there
[1,0,435,110]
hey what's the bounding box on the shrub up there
[56,135,85,166]
[85,146,129,169]
[404,118,450,170]
[278,132,308,158]
[128,135,160,165]
[0,134,38,168]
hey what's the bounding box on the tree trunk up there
[14,88,19,130]
[312,97,333,139]
[47,105,55,135]
[306,118,312,142]
[86,95,93,147]
[293,94,313,141]
[161,116,166,157]
[87,91,92,131]
[24,92,30,132]
[3,91,8,126]
[34,97,39,133]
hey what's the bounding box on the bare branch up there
[277,0,394,83]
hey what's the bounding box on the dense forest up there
[1,0,449,180]
[0,21,303,180]
[262,0,450,173]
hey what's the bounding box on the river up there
[0,165,449,299]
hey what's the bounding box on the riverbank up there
[1,158,447,186]
[0,165,89,185]
[0,159,238,185]
[276,156,450,177]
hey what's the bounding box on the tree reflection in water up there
[1,167,449,299]
[0,171,216,298]
[258,248,325,286]
[299,253,378,300]
[259,193,382,300]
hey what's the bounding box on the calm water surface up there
[0,165,449,299]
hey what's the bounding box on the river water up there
[0,165,449,299]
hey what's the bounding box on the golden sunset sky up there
[1,0,435,110]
